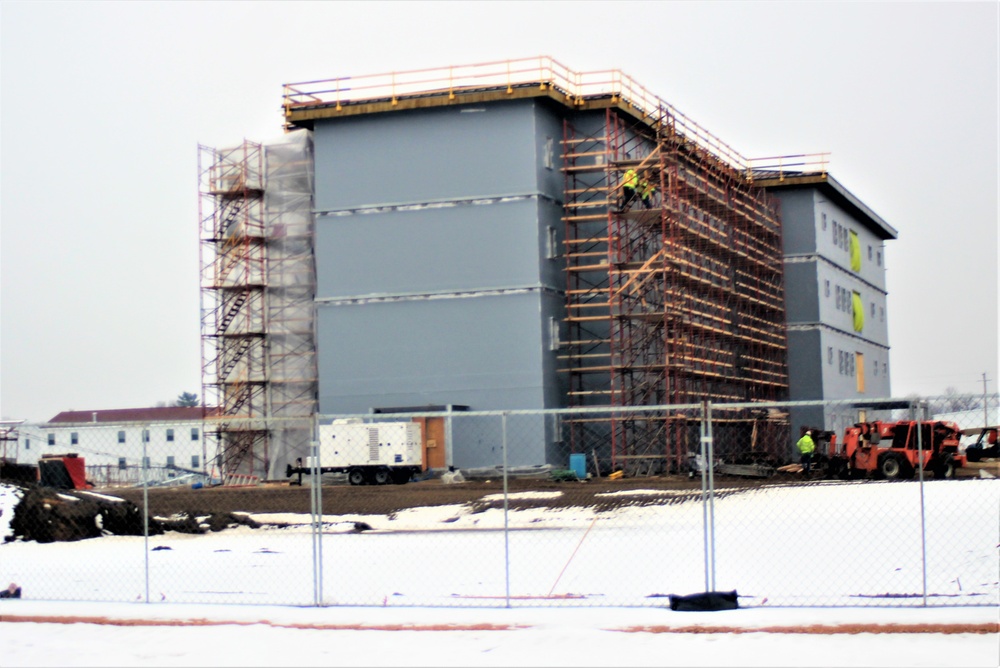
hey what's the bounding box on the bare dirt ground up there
[111,474,768,518]
[107,459,998,519]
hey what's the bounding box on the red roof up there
[47,407,213,424]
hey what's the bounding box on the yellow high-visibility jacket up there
[623,169,638,189]
[796,433,816,455]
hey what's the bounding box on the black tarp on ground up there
[668,590,739,611]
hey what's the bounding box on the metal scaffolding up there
[198,133,317,479]
[562,107,790,474]
[278,57,824,475]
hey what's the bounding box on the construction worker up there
[639,172,656,209]
[796,427,817,476]
[620,168,639,211]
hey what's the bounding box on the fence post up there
[700,401,717,592]
[707,402,716,591]
[309,428,324,606]
[141,422,150,604]
[914,400,929,606]
[502,411,511,607]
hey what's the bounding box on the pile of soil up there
[9,486,159,543]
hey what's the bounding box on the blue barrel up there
[569,453,587,480]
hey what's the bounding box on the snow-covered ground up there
[2,599,998,668]
[0,479,997,666]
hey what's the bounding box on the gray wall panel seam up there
[784,254,889,295]
[787,322,891,350]
[315,194,561,216]
[316,285,561,305]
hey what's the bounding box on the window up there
[166,456,176,468]
[877,250,882,266]
[838,350,845,374]
[870,302,875,316]
[24,439,30,451]
[546,226,559,259]
[118,430,126,444]
[47,433,55,446]
[166,428,174,442]
[868,245,873,261]
[142,429,150,443]
[874,360,879,376]
[828,347,833,364]
[543,136,554,170]
[821,212,827,230]
[832,221,839,245]
[880,306,884,322]
[71,432,78,445]
[824,280,830,297]
[191,427,199,441]
[835,286,842,310]
[191,455,200,469]
[118,457,127,470]
[142,457,151,469]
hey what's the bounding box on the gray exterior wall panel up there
[316,294,548,414]
[314,101,542,211]
[777,190,818,255]
[316,199,545,298]
[782,262,819,323]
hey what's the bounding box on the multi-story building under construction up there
[200,57,892,478]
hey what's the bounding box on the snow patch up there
[481,491,563,502]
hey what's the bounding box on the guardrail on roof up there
[283,56,828,179]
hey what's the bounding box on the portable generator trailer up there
[285,421,423,485]
[824,419,965,480]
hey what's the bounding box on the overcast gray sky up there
[1,1,997,422]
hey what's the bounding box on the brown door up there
[413,417,446,471]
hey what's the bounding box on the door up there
[413,417,447,471]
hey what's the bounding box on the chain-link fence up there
[1,395,997,609]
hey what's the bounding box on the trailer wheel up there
[878,453,907,480]
[348,468,366,486]
[391,470,411,485]
[373,468,391,485]
[933,454,955,479]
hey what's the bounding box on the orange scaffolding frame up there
[198,141,270,477]
[281,57,827,475]
[562,107,791,474]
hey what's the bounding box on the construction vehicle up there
[825,420,965,480]
[286,421,423,485]
[962,425,999,462]
[38,453,94,490]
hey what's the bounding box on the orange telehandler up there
[821,420,965,480]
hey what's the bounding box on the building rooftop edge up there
[755,172,898,241]
[47,406,216,424]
